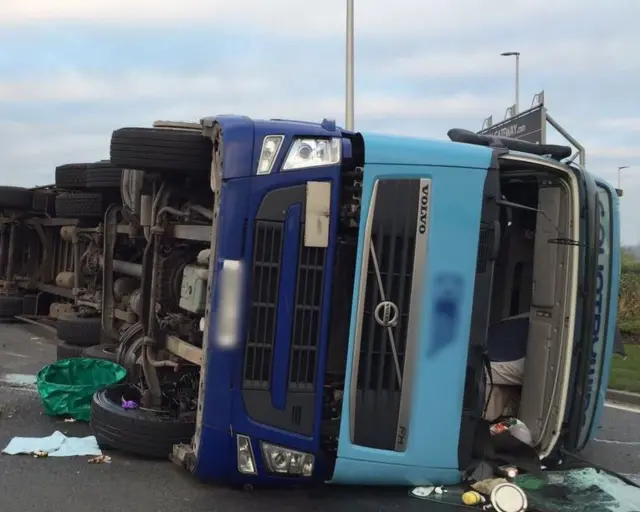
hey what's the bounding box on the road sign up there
[478,105,545,144]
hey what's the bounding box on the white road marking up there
[3,351,29,359]
[605,400,640,414]
[595,438,640,446]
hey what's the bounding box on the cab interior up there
[486,163,578,455]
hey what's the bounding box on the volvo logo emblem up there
[374,301,399,328]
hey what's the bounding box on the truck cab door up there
[565,174,620,451]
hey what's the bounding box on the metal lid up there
[490,482,528,512]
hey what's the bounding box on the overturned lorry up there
[0,116,622,489]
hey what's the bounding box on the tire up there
[85,162,123,189]
[56,314,102,347]
[110,127,212,175]
[82,344,117,362]
[0,186,33,210]
[0,296,23,318]
[91,384,196,458]
[56,342,84,360]
[55,163,89,190]
[32,190,56,214]
[54,192,103,218]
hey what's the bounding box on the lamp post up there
[618,165,630,190]
[501,51,520,115]
[345,0,355,130]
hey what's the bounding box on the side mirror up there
[616,188,624,197]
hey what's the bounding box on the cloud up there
[599,118,640,132]
[388,37,639,79]
[0,71,269,103]
[0,0,589,38]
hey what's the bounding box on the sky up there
[1,0,639,242]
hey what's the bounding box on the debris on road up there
[88,455,111,464]
[2,430,103,457]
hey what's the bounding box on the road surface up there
[0,323,639,511]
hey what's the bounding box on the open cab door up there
[564,172,621,453]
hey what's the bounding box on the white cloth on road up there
[483,357,525,422]
[2,430,102,457]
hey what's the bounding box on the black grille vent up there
[289,245,326,390]
[358,232,415,392]
[476,226,489,274]
[243,221,283,388]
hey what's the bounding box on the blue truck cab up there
[181,118,620,487]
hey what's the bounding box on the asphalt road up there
[1,323,640,512]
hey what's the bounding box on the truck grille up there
[243,220,283,388]
[289,245,325,390]
[352,178,427,451]
[243,220,326,391]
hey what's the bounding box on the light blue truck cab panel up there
[331,133,494,486]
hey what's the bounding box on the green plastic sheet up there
[36,358,127,422]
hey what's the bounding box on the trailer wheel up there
[85,162,123,189]
[90,384,196,458]
[0,296,23,318]
[110,127,212,175]
[54,192,103,218]
[55,163,89,190]
[56,314,102,347]
[56,342,84,360]
[0,186,33,210]
[82,344,117,362]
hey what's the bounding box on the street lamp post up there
[345,0,355,130]
[501,51,520,115]
[618,165,630,190]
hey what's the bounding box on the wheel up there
[32,190,56,215]
[85,162,123,189]
[110,127,212,175]
[54,192,103,218]
[55,163,89,190]
[56,342,84,360]
[56,313,102,347]
[82,344,118,362]
[90,384,196,458]
[0,186,33,210]
[0,296,23,318]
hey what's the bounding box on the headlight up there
[260,442,315,476]
[283,138,341,171]
[257,135,284,175]
[236,435,257,475]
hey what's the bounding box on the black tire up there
[56,342,84,360]
[85,162,123,189]
[54,192,103,218]
[0,186,33,210]
[56,313,102,347]
[82,344,117,362]
[110,127,212,175]
[32,190,56,214]
[90,384,196,458]
[55,163,89,190]
[0,296,23,318]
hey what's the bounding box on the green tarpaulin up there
[37,358,127,422]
